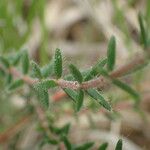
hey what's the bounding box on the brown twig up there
[35,106,58,140]
[0,52,146,100]
[0,115,31,144]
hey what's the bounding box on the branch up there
[0,115,31,144]
[35,105,58,140]
[0,52,146,96]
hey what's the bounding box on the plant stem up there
[0,52,146,92]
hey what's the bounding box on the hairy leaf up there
[8,79,24,90]
[41,61,54,78]
[115,139,122,150]
[22,50,29,74]
[75,142,94,150]
[107,36,116,71]
[84,58,107,81]
[63,88,78,102]
[54,48,62,78]
[5,74,13,85]
[98,142,108,150]
[76,90,84,112]
[12,52,22,66]
[69,64,83,83]
[50,123,70,135]
[138,13,147,48]
[34,80,57,91]
[123,60,149,76]
[112,79,140,102]
[39,137,58,148]
[87,89,111,111]
[0,69,5,77]
[31,61,42,79]
[37,89,49,109]
[61,135,72,150]
[0,56,10,68]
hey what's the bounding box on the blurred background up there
[0,0,150,149]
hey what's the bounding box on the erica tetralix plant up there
[0,12,149,149]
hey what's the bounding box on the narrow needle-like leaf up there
[112,79,140,102]
[54,48,62,79]
[84,58,107,81]
[0,56,10,68]
[138,13,147,48]
[107,36,116,71]
[75,142,94,150]
[61,136,72,150]
[76,90,84,112]
[69,64,83,83]
[98,142,108,150]
[87,89,111,111]
[115,139,123,150]
[37,89,49,109]
[8,79,24,90]
[31,61,42,79]
[22,50,29,74]
[34,80,57,91]
[63,88,78,102]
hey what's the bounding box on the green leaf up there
[41,61,54,78]
[5,74,13,85]
[0,56,10,68]
[0,69,5,77]
[63,88,78,102]
[37,89,49,109]
[112,79,140,102]
[76,90,84,112]
[98,142,108,150]
[123,60,149,76]
[138,13,147,48]
[105,111,121,121]
[87,89,111,111]
[34,80,57,91]
[8,79,24,90]
[61,135,72,150]
[50,123,70,135]
[33,69,50,109]
[61,123,70,135]
[75,142,94,150]
[54,48,62,78]
[39,136,58,148]
[115,139,122,150]
[22,50,29,74]
[59,123,70,136]
[84,58,107,81]
[69,64,83,83]
[12,52,22,66]
[107,36,116,71]
[31,61,42,79]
